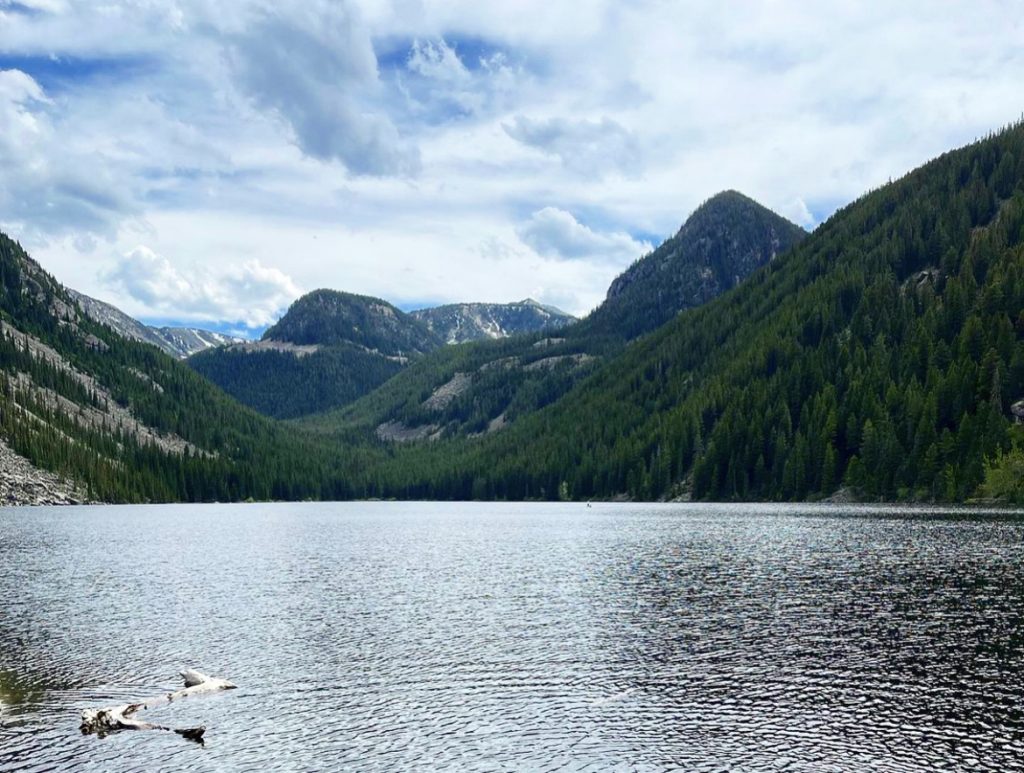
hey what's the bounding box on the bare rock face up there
[0,438,87,506]
[68,289,245,358]
[410,299,576,344]
[422,372,472,411]
[1012,399,1024,423]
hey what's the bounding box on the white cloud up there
[0,69,139,241]
[407,39,470,83]
[226,3,419,176]
[0,68,47,105]
[1,0,1024,325]
[517,207,650,263]
[782,197,815,229]
[106,245,300,327]
[503,115,642,176]
[396,37,526,121]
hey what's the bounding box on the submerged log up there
[80,669,236,743]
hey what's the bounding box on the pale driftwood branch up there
[80,669,236,743]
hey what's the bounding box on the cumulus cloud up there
[503,115,642,176]
[0,69,137,241]
[395,37,525,121]
[782,197,816,229]
[408,39,471,83]
[227,3,419,176]
[3,0,1024,327]
[517,207,651,263]
[106,245,300,327]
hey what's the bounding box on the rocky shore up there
[0,439,87,506]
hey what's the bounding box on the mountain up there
[189,292,576,420]
[410,299,576,344]
[312,191,805,442]
[7,125,1022,506]
[68,289,245,358]
[263,289,441,354]
[0,234,375,503]
[153,327,246,357]
[341,122,1024,503]
[188,290,443,420]
[194,196,793,425]
[576,190,807,339]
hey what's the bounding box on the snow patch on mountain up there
[410,298,576,344]
[69,290,246,358]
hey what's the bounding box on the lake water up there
[1,502,1023,771]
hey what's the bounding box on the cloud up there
[782,197,815,228]
[226,3,419,176]
[106,245,300,327]
[2,0,1024,327]
[0,67,47,103]
[517,207,650,263]
[0,0,65,14]
[0,69,137,240]
[503,115,642,176]
[392,37,526,122]
[407,39,470,83]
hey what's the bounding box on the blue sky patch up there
[142,317,265,341]
[0,2,44,16]
[0,53,155,93]
[375,33,518,74]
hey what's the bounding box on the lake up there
[1,502,1023,771]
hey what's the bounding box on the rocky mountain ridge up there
[410,299,575,344]
[188,291,578,419]
[319,190,807,442]
[262,289,441,355]
[69,289,245,358]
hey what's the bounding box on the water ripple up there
[1,502,1023,771]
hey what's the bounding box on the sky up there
[1,0,1023,336]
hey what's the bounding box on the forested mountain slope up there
[354,123,1024,502]
[7,123,1021,505]
[0,238,374,502]
[191,293,578,420]
[313,192,804,441]
[577,190,807,340]
[68,289,245,358]
[188,290,442,419]
[264,289,442,354]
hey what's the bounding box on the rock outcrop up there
[410,299,575,344]
[0,438,87,506]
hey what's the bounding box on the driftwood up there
[80,669,236,743]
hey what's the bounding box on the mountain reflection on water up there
[1,502,1022,771]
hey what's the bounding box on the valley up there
[2,126,1024,505]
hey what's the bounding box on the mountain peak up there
[263,289,441,354]
[579,191,806,339]
[704,188,751,204]
[409,299,576,345]
[683,190,796,232]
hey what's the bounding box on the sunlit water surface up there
[1,502,1023,771]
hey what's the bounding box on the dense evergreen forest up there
[0,236,381,503]
[341,123,1024,504]
[316,191,804,439]
[187,289,441,419]
[189,344,404,420]
[2,123,1024,505]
